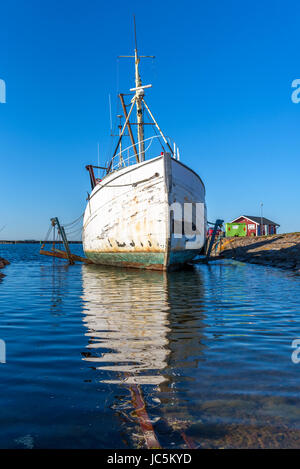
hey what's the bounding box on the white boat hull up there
[83,153,206,270]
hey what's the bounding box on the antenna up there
[117,17,155,162]
[133,15,138,52]
[108,94,112,134]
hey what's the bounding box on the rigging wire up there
[116,57,120,95]
[63,221,83,233]
[64,226,83,236]
[43,225,53,243]
[62,213,84,228]
[152,123,165,152]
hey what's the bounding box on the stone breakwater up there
[211,233,300,273]
[0,257,10,278]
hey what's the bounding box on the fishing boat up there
[83,23,207,271]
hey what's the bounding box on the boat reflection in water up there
[81,264,206,447]
[81,265,173,385]
[81,264,206,386]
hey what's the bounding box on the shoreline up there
[210,233,300,273]
[0,240,82,244]
[1,236,300,274]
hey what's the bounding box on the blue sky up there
[0,0,300,239]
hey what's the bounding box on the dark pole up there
[119,94,139,162]
[260,202,263,236]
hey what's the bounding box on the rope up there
[116,58,120,95]
[63,222,83,233]
[152,125,165,152]
[43,225,52,242]
[62,213,84,228]
[64,227,83,236]
[95,172,159,189]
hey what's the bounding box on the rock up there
[0,257,10,266]
[0,257,9,271]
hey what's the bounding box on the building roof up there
[231,215,280,226]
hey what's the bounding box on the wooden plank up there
[53,248,94,264]
[40,249,93,264]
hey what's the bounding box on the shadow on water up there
[40,264,71,314]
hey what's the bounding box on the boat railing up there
[110,135,176,172]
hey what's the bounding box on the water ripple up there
[0,245,300,448]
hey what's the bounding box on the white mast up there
[117,17,155,164]
[133,17,145,162]
[113,17,175,170]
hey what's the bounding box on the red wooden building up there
[230,215,280,236]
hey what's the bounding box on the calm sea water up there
[0,243,300,449]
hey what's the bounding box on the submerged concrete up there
[210,233,300,273]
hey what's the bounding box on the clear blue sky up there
[1,0,300,239]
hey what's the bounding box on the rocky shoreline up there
[210,233,300,273]
[0,257,10,278]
